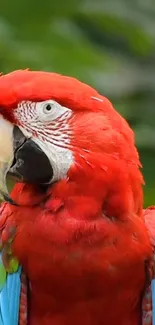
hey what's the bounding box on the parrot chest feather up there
[9,207,151,325]
[0,193,151,325]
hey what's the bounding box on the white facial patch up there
[14,100,73,183]
[32,137,73,183]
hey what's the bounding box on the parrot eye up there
[38,100,60,121]
[37,100,72,122]
[43,103,53,114]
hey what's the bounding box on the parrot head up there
[0,70,143,217]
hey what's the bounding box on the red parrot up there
[0,69,153,325]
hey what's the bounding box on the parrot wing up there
[0,260,28,325]
[0,201,28,325]
[0,262,21,325]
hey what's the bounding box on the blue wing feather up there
[152,279,155,325]
[0,253,21,325]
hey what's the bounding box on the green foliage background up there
[0,0,155,206]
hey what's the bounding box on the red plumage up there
[0,70,153,325]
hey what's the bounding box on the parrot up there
[0,69,154,325]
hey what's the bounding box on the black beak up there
[8,126,53,185]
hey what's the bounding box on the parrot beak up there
[0,116,16,204]
[0,116,53,204]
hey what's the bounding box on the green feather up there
[6,257,19,274]
[0,262,6,290]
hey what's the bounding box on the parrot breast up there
[0,182,151,325]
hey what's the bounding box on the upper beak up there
[0,116,15,204]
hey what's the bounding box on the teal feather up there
[0,253,21,325]
[152,279,155,325]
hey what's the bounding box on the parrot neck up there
[48,173,142,221]
[11,156,143,222]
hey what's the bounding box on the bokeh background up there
[1,0,155,206]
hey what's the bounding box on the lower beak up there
[0,118,53,204]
